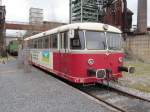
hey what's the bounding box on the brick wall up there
[125,34,150,62]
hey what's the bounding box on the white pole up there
[23,41,31,73]
[69,0,72,23]
[81,0,83,22]
[17,43,24,69]
[0,0,2,5]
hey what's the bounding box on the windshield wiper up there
[108,47,119,50]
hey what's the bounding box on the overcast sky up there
[2,0,150,35]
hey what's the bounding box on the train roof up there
[24,22,122,41]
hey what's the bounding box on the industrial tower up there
[137,0,147,33]
[70,0,100,23]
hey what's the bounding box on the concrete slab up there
[0,60,116,112]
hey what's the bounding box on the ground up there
[118,60,150,93]
[0,58,116,112]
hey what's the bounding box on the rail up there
[78,84,150,112]
[32,65,150,112]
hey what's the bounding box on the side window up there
[30,40,34,48]
[27,40,30,48]
[43,36,49,48]
[33,39,38,48]
[60,32,68,49]
[30,40,33,48]
[28,40,32,48]
[51,33,58,49]
[49,35,52,48]
[38,38,43,49]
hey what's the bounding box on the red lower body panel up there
[31,61,122,84]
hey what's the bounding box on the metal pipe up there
[69,0,72,23]
[81,0,83,22]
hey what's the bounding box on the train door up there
[59,32,69,75]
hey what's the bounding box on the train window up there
[60,32,68,49]
[30,40,33,48]
[43,37,49,48]
[33,40,38,48]
[70,30,85,50]
[31,40,34,48]
[28,40,32,48]
[38,38,43,49]
[107,33,122,50]
[48,35,52,48]
[27,40,29,48]
[86,31,106,50]
[51,33,58,49]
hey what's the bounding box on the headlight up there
[119,57,123,63]
[88,59,94,65]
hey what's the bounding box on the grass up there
[123,61,150,76]
[129,84,150,93]
[0,56,16,63]
[119,60,150,93]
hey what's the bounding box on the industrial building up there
[25,8,65,37]
[29,8,43,25]
[70,0,99,23]
[26,8,44,36]
[70,0,133,33]
[102,0,133,32]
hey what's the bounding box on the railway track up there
[34,66,150,112]
[76,84,150,112]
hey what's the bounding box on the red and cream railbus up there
[24,23,134,84]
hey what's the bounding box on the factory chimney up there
[137,0,147,33]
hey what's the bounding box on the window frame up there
[69,30,85,50]
[37,38,43,49]
[43,36,49,49]
[33,39,38,49]
[60,31,68,50]
[106,32,123,51]
[85,30,106,50]
[51,33,58,50]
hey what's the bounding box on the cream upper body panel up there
[24,22,122,41]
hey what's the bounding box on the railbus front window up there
[85,31,106,50]
[107,33,122,50]
[70,30,85,50]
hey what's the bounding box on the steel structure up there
[70,0,100,23]
[69,0,120,23]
